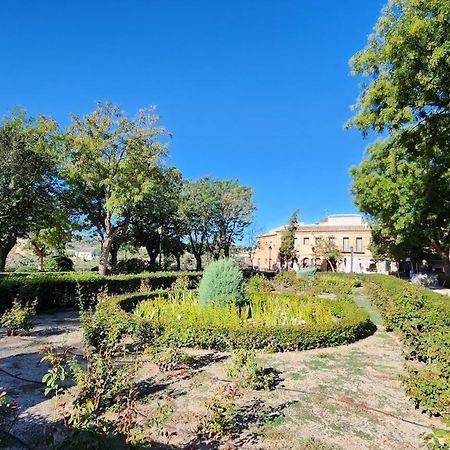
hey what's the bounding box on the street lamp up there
[268,244,272,270]
[157,226,163,268]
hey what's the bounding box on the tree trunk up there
[328,259,335,272]
[109,244,119,269]
[99,235,114,276]
[224,244,230,258]
[145,244,158,269]
[430,238,450,277]
[0,237,16,272]
[439,250,450,276]
[38,254,45,272]
[174,254,181,271]
[194,253,202,271]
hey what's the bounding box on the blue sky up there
[0,1,385,232]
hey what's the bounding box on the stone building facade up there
[253,214,391,273]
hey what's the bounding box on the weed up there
[144,346,194,371]
[1,299,36,335]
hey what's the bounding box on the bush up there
[246,275,273,293]
[198,259,246,307]
[0,271,202,312]
[115,258,151,274]
[1,299,36,335]
[363,274,450,419]
[44,255,74,272]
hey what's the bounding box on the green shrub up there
[0,271,202,312]
[115,258,150,274]
[132,292,375,352]
[363,274,450,420]
[0,299,36,335]
[144,346,194,371]
[198,259,245,307]
[246,274,273,293]
[44,255,74,272]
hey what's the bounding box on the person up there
[292,259,299,272]
[272,262,279,273]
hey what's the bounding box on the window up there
[294,238,299,249]
[356,237,363,252]
[343,237,350,251]
[329,237,336,244]
[315,237,322,245]
[303,237,310,245]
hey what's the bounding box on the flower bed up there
[127,291,375,352]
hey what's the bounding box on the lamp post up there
[350,245,354,273]
[268,244,272,270]
[157,226,163,268]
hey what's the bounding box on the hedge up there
[125,292,376,352]
[363,274,450,418]
[0,271,202,311]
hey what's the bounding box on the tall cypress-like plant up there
[279,209,299,268]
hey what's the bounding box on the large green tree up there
[349,0,450,273]
[62,102,168,275]
[348,0,450,141]
[350,137,450,274]
[210,179,255,259]
[0,111,60,271]
[279,209,299,268]
[179,177,254,270]
[129,167,185,269]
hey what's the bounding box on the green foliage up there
[0,109,60,271]
[227,349,276,390]
[0,299,36,335]
[364,275,450,427]
[62,102,169,275]
[44,255,74,272]
[348,0,450,135]
[198,258,246,307]
[313,237,341,272]
[41,346,72,397]
[0,388,19,435]
[133,291,375,351]
[144,346,194,371]
[279,209,299,265]
[0,271,202,311]
[246,274,273,293]
[195,384,238,438]
[80,291,131,353]
[179,177,255,269]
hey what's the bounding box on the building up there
[253,214,391,273]
[74,248,97,261]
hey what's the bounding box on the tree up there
[350,137,450,274]
[348,0,450,274]
[129,167,185,269]
[211,180,255,258]
[279,209,299,268]
[62,102,168,275]
[0,110,60,271]
[179,178,218,271]
[347,0,450,142]
[179,177,255,270]
[313,237,341,272]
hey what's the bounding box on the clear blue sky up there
[0,0,385,232]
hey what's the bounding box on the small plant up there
[246,275,273,293]
[41,346,73,397]
[171,274,191,291]
[79,290,130,354]
[144,346,194,371]
[0,388,19,434]
[198,258,246,307]
[195,384,238,438]
[227,349,277,391]
[1,299,36,336]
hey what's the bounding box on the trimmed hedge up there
[127,292,376,352]
[363,274,450,418]
[0,271,202,311]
